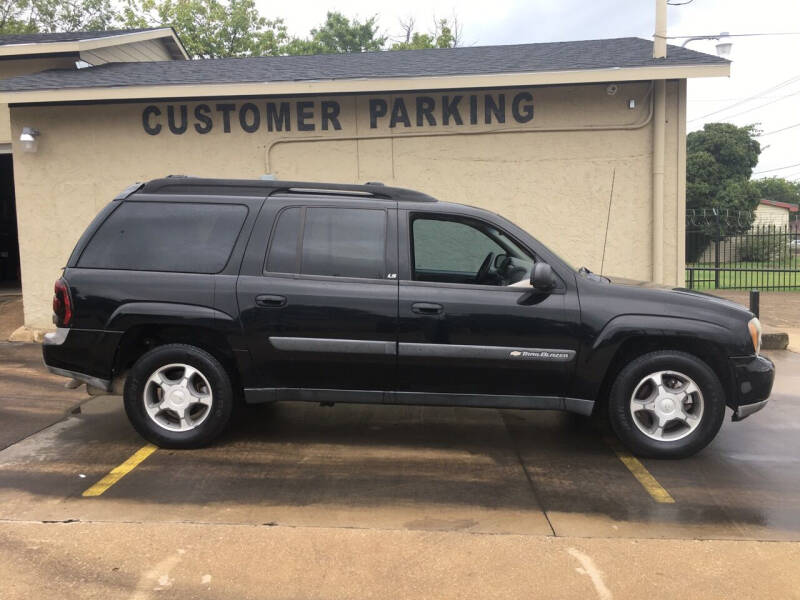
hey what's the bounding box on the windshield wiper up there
[579,266,610,283]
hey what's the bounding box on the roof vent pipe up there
[654,0,667,58]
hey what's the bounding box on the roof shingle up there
[0,28,160,46]
[0,37,727,93]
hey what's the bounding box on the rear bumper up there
[43,327,119,391]
[729,354,774,421]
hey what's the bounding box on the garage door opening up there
[0,153,20,292]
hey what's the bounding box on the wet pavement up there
[0,342,84,450]
[0,343,799,598]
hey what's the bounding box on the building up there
[0,32,729,336]
[752,199,798,228]
[0,27,187,304]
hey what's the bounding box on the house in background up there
[752,199,798,228]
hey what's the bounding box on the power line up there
[688,74,800,123]
[668,32,800,39]
[758,122,800,137]
[753,161,800,175]
[714,89,800,121]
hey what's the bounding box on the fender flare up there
[576,314,734,400]
[106,302,236,332]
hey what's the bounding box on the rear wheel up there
[124,344,234,448]
[607,350,725,459]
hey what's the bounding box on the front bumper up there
[43,327,118,391]
[729,354,775,421]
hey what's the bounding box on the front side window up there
[265,206,387,279]
[411,215,533,286]
[78,201,247,273]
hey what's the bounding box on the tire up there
[607,350,726,459]
[123,343,234,449]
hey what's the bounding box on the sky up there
[256,0,800,180]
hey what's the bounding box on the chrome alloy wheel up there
[143,363,213,432]
[629,370,704,442]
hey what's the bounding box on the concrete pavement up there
[1,521,798,600]
[0,342,84,450]
[0,344,799,598]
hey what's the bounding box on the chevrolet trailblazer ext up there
[43,177,774,458]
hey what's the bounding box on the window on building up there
[411,215,533,286]
[78,201,247,273]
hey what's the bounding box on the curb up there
[762,330,789,351]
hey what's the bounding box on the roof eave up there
[1,62,730,105]
[0,28,188,60]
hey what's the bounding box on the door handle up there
[255,294,287,308]
[411,302,443,315]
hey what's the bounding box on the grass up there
[686,257,800,290]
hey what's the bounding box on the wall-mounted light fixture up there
[20,127,40,153]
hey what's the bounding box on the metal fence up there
[685,209,800,291]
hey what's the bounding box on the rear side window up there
[78,201,247,273]
[265,206,387,279]
[302,208,386,279]
[265,207,301,274]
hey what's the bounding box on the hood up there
[605,274,750,313]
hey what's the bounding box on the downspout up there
[651,0,667,283]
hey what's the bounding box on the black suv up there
[43,177,774,458]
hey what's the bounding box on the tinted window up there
[265,207,301,273]
[301,208,386,279]
[79,201,247,273]
[413,218,504,274]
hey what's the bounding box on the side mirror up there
[530,262,556,291]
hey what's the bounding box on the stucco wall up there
[0,56,77,144]
[10,80,684,329]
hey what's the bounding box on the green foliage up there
[738,231,787,263]
[1,1,462,59]
[0,0,117,34]
[686,123,766,263]
[122,0,288,58]
[687,122,761,186]
[286,12,386,55]
[390,18,457,50]
[750,177,800,206]
[686,123,763,243]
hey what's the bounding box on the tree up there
[390,15,461,50]
[686,123,762,262]
[0,0,118,34]
[286,11,386,55]
[121,0,288,58]
[750,177,800,207]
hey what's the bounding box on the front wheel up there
[123,344,234,449]
[607,350,726,459]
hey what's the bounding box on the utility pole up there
[654,0,667,58]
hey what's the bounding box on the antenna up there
[600,168,616,276]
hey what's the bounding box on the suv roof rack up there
[140,177,438,203]
[113,181,145,200]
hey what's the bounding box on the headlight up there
[748,317,762,355]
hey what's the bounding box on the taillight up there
[53,278,73,327]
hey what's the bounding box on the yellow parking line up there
[604,438,675,504]
[82,444,157,497]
